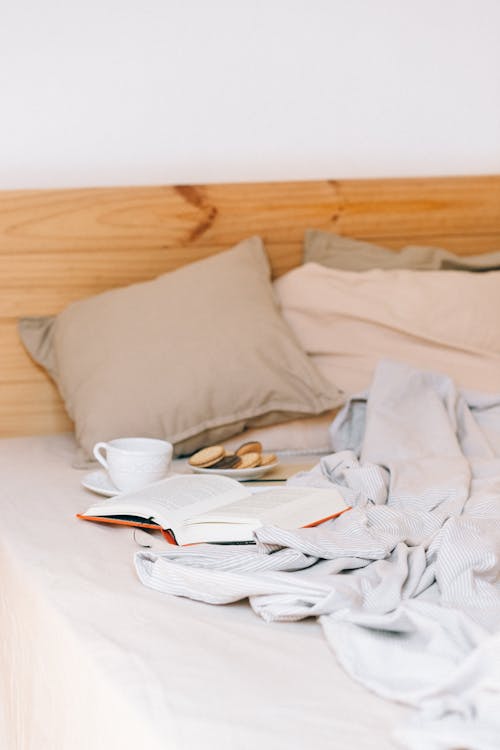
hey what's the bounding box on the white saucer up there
[81,469,121,497]
[190,461,279,480]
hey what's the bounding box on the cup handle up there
[93,442,109,470]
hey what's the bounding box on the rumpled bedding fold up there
[135,360,500,749]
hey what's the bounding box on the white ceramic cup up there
[93,437,173,492]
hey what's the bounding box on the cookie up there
[209,455,241,470]
[259,453,277,466]
[235,441,263,457]
[188,445,225,468]
[235,451,261,469]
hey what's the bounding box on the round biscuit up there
[259,453,277,466]
[188,445,225,467]
[209,455,241,470]
[235,451,261,469]
[236,441,263,457]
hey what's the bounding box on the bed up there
[1,176,500,750]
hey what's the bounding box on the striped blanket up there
[136,360,500,749]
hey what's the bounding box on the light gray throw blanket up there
[135,361,500,749]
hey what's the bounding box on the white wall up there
[1,0,499,189]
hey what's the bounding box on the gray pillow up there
[304,230,500,272]
[19,237,342,459]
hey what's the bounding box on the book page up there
[82,474,250,529]
[186,486,347,529]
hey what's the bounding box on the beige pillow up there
[304,229,500,272]
[223,411,339,455]
[19,239,342,459]
[274,263,500,395]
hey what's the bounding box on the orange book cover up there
[76,514,177,544]
[77,475,350,546]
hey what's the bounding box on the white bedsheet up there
[0,433,406,750]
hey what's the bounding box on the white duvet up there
[137,361,500,750]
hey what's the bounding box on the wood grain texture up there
[1,175,500,437]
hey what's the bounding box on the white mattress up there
[0,433,408,750]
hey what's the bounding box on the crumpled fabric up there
[136,360,500,750]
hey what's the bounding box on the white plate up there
[81,469,121,497]
[190,461,279,480]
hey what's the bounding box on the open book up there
[78,473,349,546]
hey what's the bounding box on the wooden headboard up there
[2,175,500,438]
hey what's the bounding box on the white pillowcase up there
[274,263,500,395]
